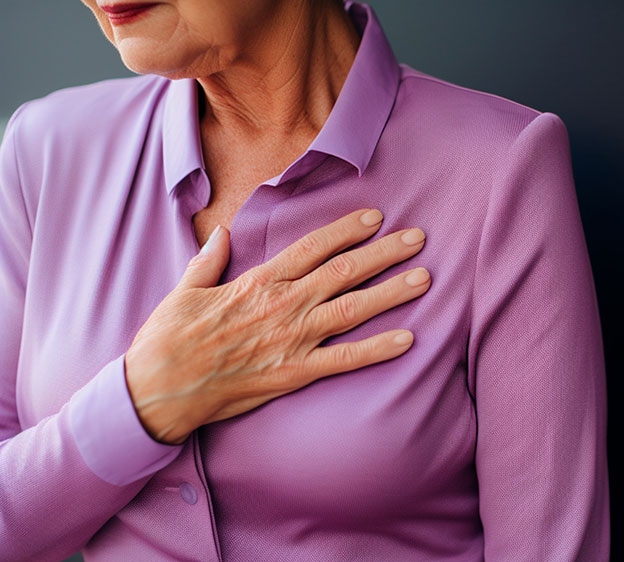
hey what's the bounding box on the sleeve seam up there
[465,111,543,401]
[6,102,35,239]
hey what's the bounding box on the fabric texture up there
[0,1,609,560]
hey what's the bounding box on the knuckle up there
[297,232,328,262]
[289,358,314,388]
[262,283,297,317]
[243,265,272,288]
[186,253,205,271]
[269,365,303,393]
[297,232,318,255]
[307,304,334,339]
[250,284,305,338]
[334,342,356,366]
[281,280,305,309]
[261,328,307,391]
[224,272,263,307]
[265,369,294,393]
[333,292,359,325]
[265,321,295,348]
[326,253,355,282]
[264,258,288,280]
[234,274,258,297]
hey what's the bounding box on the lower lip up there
[105,5,157,25]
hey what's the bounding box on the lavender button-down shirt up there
[0,2,609,561]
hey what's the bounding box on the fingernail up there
[394,331,413,346]
[400,228,425,245]
[200,225,222,254]
[360,209,383,226]
[405,267,430,286]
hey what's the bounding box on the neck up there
[196,0,361,145]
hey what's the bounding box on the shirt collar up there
[162,1,400,195]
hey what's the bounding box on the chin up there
[119,42,231,80]
[115,40,179,76]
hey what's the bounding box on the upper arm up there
[0,102,34,439]
[468,112,609,561]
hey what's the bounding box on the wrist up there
[123,352,191,445]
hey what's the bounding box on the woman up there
[0,0,609,560]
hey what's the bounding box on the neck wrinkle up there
[196,0,361,141]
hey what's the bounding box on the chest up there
[19,147,481,543]
[191,167,299,249]
[193,126,318,248]
[191,188,252,248]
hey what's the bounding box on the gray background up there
[1,1,621,560]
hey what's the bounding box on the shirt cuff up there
[68,353,184,486]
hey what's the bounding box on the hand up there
[124,208,431,445]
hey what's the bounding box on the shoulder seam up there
[24,74,162,107]
[399,69,543,117]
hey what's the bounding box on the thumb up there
[177,224,230,290]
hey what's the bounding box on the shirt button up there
[179,482,198,505]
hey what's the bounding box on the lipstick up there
[100,3,158,25]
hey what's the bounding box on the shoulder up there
[393,64,567,154]
[7,73,167,150]
[3,74,169,211]
[388,64,570,187]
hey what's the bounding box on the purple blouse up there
[0,2,609,560]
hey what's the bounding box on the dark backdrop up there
[1,2,621,561]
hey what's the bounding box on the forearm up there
[0,354,184,560]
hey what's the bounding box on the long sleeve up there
[0,103,184,561]
[467,112,609,560]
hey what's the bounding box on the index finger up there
[262,208,384,281]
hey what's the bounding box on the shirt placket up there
[168,163,302,561]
